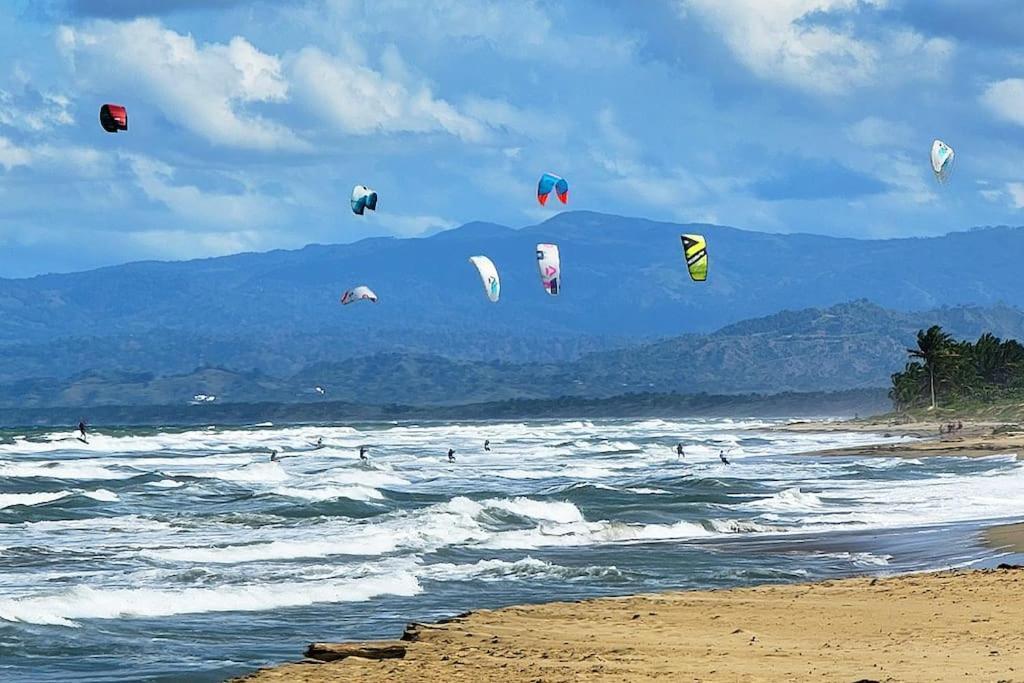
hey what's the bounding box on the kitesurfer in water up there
[313,436,323,448]
[484,439,491,452]
[719,449,730,465]
[676,443,684,458]
[359,446,369,461]
[78,421,87,439]
[448,448,456,463]
[270,449,279,462]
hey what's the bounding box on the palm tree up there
[973,332,1003,385]
[908,326,953,410]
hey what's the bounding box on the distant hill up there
[568,300,1024,395]
[4,300,1022,409]
[0,389,890,428]
[0,211,1022,382]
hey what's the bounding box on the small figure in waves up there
[447,448,456,463]
[676,443,685,458]
[484,439,491,452]
[270,449,279,462]
[719,449,730,465]
[359,446,369,461]
[77,420,88,443]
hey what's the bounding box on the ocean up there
[0,418,1021,682]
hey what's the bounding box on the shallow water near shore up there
[0,418,1021,682]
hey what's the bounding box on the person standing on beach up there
[448,448,456,463]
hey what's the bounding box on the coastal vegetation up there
[890,326,1024,413]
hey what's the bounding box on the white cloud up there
[0,136,108,175]
[125,154,278,226]
[846,116,913,148]
[375,213,456,237]
[981,78,1024,127]
[1006,182,1024,209]
[462,97,562,140]
[317,0,635,67]
[59,19,302,150]
[868,152,935,204]
[0,137,32,170]
[0,90,73,132]
[591,108,706,209]
[678,0,951,94]
[976,182,1024,209]
[127,228,269,260]
[289,46,486,142]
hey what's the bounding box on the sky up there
[0,0,1022,277]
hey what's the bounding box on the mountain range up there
[4,300,1023,409]
[1,211,1023,387]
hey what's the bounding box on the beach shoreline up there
[235,567,1024,682]
[779,417,1024,459]
[230,416,1024,682]
[986,522,1024,554]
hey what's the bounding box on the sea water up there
[0,418,1021,681]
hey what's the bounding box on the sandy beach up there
[236,568,1024,682]
[781,418,1024,458]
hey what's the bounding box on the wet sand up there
[236,568,1024,682]
[986,522,1024,554]
[782,419,1024,458]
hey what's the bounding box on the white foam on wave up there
[852,457,923,469]
[813,551,892,567]
[81,489,119,502]
[0,491,71,510]
[138,496,585,565]
[745,487,825,512]
[0,487,118,512]
[322,469,410,488]
[626,487,669,495]
[273,485,383,502]
[484,497,584,524]
[0,461,135,481]
[146,479,183,488]
[193,462,288,483]
[139,530,401,563]
[708,518,777,534]
[418,556,624,582]
[0,571,420,627]
[3,515,175,534]
[481,518,712,550]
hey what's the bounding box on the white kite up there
[340,285,378,305]
[930,139,954,183]
[536,243,560,295]
[468,256,500,302]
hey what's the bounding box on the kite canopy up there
[536,243,560,295]
[351,185,378,215]
[99,104,127,133]
[340,285,378,305]
[468,255,500,302]
[930,139,954,182]
[680,234,708,282]
[537,172,569,206]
